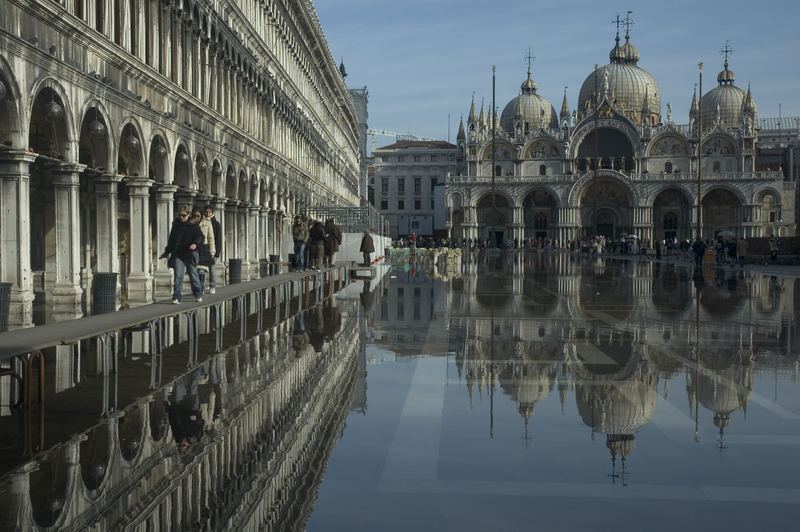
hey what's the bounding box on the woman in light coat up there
[193,209,216,293]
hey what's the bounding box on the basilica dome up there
[578,33,661,124]
[700,60,754,129]
[500,70,558,135]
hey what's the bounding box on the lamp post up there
[695,62,703,241]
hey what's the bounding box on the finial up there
[612,14,622,42]
[720,40,733,68]
[525,47,535,79]
[623,10,634,40]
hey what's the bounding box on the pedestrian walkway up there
[0,266,348,360]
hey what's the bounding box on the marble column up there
[268,209,279,258]
[153,184,178,298]
[226,199,240,261]
[237,203,251,280]
[94,174,122,273]
[126,177,154,306]
[51,164,85,321]
[0,151,36,328]
[249,204,261,275]
[259,207,269,261]
[210,198,226,286]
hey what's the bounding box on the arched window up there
[495,165,502,177]
[539,164,547,176]
[712,161,721,173]
[534,213,548,231]
[663,212,678,239]
[664,162,673,173]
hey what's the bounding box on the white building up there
[371,139,458,239]
[0,0,361,328]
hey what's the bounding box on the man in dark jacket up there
[324,218,342,267]
[308,219,326,271]
[160,205,205,303]
[204,205,222,293]
[360,230,375,266]
[691,237,706,267]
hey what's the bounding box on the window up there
[398,178,405,195]
[539,164,547,176]
[398,200,405,210]
[414,178,421,195]
[411,221,420,229]
[414,199,421,210]
[430,155,437,162]
[381,178,388,195]
[430,177,437,192]
[712,161,721,172]
[495,165,502,177]
[664,162,673,173]
[380,200,388,210]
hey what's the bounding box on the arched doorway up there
[702,188,742,239]
[523,189,557,240]
[579,178,632,238]
[653,188,691,241]
[477,193,512,247]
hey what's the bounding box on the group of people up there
[291,216,343,272]
[159,204,222,304]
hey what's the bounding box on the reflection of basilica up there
[0,300,360,530]
[451,253,795,468]
[446,20,796,244]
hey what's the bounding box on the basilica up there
[447,27,797,246]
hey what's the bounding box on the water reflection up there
[0,296,360,530]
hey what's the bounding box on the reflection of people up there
[359,280,374,312]
[307,305,325,352]
[323,298,342,340]
[292,312,309,355]
[166,367,206,450]
[160,205,204,304]
[360,230,375,266]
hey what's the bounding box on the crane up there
[366,128,438,152]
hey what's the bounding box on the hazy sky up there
[315,0,800,142]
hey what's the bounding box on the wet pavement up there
[1,252,798,530]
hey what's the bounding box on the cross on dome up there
[623,10,634,39]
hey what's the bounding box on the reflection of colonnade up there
[0,0,361,327]
[0,302,360,530]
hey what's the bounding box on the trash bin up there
[92,273,117,315]
[270,254,280,276]
[228,258,242,284]
[0,282,12,332]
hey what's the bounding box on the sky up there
[314,0,800,143]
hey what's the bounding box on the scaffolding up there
[305,205,387,235]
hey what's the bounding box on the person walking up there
[691,237,706,268]
[768,236,779,264]
[736,237,748,267]
[308,219,326,270]
[160,205,205,304]
[193,209,216,293]
[324,218,342,267]
[292,215,309,272]
[204,205,222,294]
[360,230,375,266]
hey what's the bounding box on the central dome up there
[500,70,558,135]
[699,60,754,129]
[578,34,661,124]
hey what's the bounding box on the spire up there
[478,99,486,127]
[741,82,756,115]
[689,85,699,117]
[468,94,477,123]
[560,87,570,121]
[514,91,524,119]
[338,59,347,79]
[641,85,651,115]
[457,116,465,140]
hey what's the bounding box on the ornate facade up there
[446,28,796,246]
[0,0,361,328]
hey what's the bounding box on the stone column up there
[211,197,227,285]
[226,199,240,261]
[126,177,154,306]
[268,209,278,257]
[51,164,85,321]
[94,174,122,273]
[0,151,36,328]
[249,204,261,274]
[153,184,178,298]
[237,203,250,279]
[259,207,269,260]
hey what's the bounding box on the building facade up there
[371,139,458,239]
[0,0,361,328]
[446,28,797,246]
[348,85,370,204]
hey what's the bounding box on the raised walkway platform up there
[0,266,349,361]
